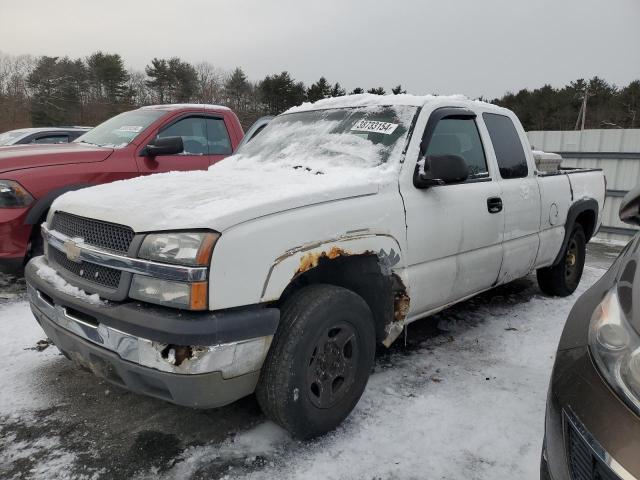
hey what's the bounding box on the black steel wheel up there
[256,284,376,439]
[537,225,586,297]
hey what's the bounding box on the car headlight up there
[0,180,34,208]
[131,231,219,310]
[138,231,219,266]
[589,288,640,413]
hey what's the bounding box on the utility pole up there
[575,86,594,131]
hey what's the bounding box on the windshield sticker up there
[351,120,399,135]
[117,125,144,133]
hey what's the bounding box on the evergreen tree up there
[392,84,407,95]
[307,77,333,102]
[224,67,251,111]
[86,52,131,106]
[367,87,386,95]
[145,58,171,104]
[28,56,85,126]
[331,82,346,97]
[350,87,364,95]
[259,71,306,114]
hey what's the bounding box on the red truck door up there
[137,114,233,173]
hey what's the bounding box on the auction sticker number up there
[351,120,399,135]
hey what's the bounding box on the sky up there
[1,0,639,99]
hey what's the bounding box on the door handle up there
[487,197,503,214]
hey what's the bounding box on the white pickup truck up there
[25,94,606,439]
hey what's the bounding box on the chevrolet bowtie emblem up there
[63,239,82,263]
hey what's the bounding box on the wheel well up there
[574,209,596,241]
[278,254,402,343]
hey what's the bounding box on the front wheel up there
[537,224,586,297]
[256,284,376,439]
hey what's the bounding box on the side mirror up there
[144,136,183,157]
[415,155,469,188]
[620,187,640,226]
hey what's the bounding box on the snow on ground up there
[0,259,610,479]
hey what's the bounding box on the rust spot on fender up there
[394,291,410,322]
[383,273,410,347]
[296,246,351,275]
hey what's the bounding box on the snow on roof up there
[140,103,231,111]
[6,127,89,134]
[284,93,496,114]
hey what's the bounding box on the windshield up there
[0,130,27,146]
[235,105,417,170]
[75,109,164,148]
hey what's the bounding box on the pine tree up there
[392,84,407,95]
[367,87,386,95]
[307,77,333,102]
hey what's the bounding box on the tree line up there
[0,51,638,132]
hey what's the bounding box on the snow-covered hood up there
[51,157,389,232]
[0,143,114,174]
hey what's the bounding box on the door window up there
[204,117,232,154]
[158,117,208,155]
[424,118,488,178]
[32,135,70,144]
[482,113,528,179]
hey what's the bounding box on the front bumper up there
[544,346,640,480]
[0,206,32,270]
[26,257,280,408]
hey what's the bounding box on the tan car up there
[542,186,640,480]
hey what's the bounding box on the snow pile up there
[31,257,103,305]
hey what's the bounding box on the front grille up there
[51,212,134,253]
[50,247,121,289]
[567,420,621,480]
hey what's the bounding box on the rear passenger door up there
[482,112,541,283]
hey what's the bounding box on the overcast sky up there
[1,0,638,99]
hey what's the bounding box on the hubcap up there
[565,238,580,287]
[306,323,359,409]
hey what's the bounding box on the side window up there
[482,113,528,179]
[424,118,488,178]
[204,118,232,155]
[158,117,208,155]
[32,135,69,144]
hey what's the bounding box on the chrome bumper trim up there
[564,409,637,480]
[28,283,272,377]
[42,224,208,282]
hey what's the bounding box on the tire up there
[537,224,586,297]
[26,217,47,263]
[256,284,376,439]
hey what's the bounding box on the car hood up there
[0,143,114,174]
[51,157,392,232]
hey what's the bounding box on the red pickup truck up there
[0,104,244,272]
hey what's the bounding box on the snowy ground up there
[0,242,623,480]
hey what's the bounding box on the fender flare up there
[552,198,599,266]
[24,184,94,226]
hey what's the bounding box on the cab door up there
[402,108,505,316]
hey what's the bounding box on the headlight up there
[129,275,207,310]
[0,180,34,208]
[139,232,219,266]
[589,288,640,413]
